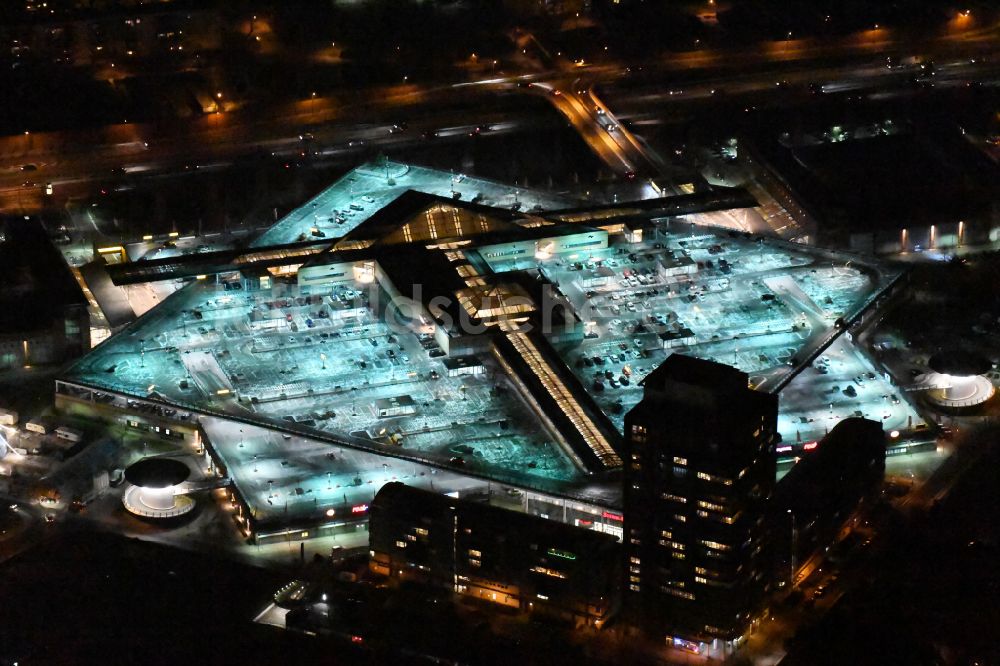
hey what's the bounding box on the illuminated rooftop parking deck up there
[523,228,906,441]
[251,160,575,249]
[200,417,492,533]
[62,276,581,489]
[61,163,917,538]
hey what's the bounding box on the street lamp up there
[787,509,797,583]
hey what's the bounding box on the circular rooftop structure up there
[928,350,991,378]
[122,458,195,519]
[921,351,995,410]
[124,458,190,488]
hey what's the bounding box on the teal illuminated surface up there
[63,278,581,487]
[62,164,918,511]
[251,160,575,249]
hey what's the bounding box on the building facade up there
[622,355,778,647]
[770,417,885,586]
[369,482,620,627]
[0,217,90,370]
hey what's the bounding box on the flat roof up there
[251,160,576,249]
[61,276,588,493]
[59,162,910,528]
[749,123,998,232]
[0,217,88,332]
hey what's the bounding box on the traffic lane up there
[0,113,541,212]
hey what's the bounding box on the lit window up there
[697,471,733,485]
[415,527,429,536]
[674,514,687,523]
[662,493,687,504]
[395,540,407,548]
[469,549,482,557]
[629,584,641,592]
[695,576,707,584]
[673,456,687,466]
[630,556,641,564]
[531,566,567,579]
[671,551,686,560]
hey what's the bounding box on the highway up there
[3,14,1000,218]
[0,103,542,217]
[524,81,644,178]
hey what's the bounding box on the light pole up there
[787,509,797,584]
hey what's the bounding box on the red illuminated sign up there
[601,511,623,522]
[351,504,369,514]
[803,441,818,451]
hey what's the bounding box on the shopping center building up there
[54,160,908,543]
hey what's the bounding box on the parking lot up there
[200,417,494,528]
[528,227,901,439]
[64,275,581,489]
[776,336,924,445]
[251,160,574,248]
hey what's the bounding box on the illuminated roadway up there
[3,12,1000,214]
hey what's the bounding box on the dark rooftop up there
[773,417,885,509]
[373,481,619,549]
[750,124,998,235]
[0,217,88,333]
[928,350,992,377]
[641,353,748,392]
[124,457,191,488]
